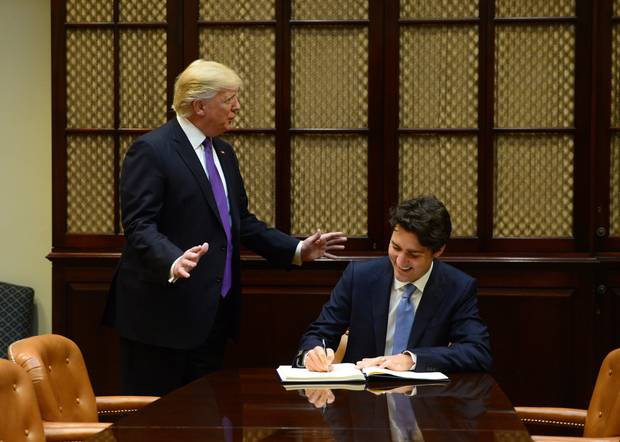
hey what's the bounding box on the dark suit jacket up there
[104,118,298,349]
[296,257,492,372]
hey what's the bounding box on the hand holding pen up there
[305,338,335,372]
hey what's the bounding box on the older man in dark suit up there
[295,196,491,373]
[104,59,346,395]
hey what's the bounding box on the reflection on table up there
[86,369,531,442]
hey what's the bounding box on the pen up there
[321,338,329,414]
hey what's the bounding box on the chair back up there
[333,331,349,364]
[9,334,99,423]
[0,282,34,358]
[584,348,620,437]
[0,358,46,442]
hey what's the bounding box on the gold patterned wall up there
[291,27,368,128]
[199,0,274,21]
[66,30,114,129]
[400,25,478,128]
[400,0,478,19]
[199,27,276,128]
[120,0,166,22]
[612,26,620,127]
[119,29,167,129]
[611,136,620,237]
[494,134,573,238]
[400,135,478,237]
[67,135,115,234]
[292,0,368,20]
[495,24,574,128]
[495,0,574,17]
[221,134,276,226]
[64,2,168,234]
[66,0,113,22]
[291,135,368,236]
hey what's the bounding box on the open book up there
[277,363,448,384]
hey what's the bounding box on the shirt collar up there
[393,260,434,294]
[176,114,209,152]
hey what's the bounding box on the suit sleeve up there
[120,139,183,280]
[412,278,492,373]
[293,263,355,365]
[228,147,298,267]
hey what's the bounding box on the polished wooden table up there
[87,369,531,441]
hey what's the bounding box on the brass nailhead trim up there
[520,417,584,428]
[98,408,138,415]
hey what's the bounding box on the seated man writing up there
[294,195,492,373]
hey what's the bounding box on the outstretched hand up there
[173,242,209,279]
[300,230,347,261]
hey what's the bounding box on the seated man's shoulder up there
[436,260,475,284]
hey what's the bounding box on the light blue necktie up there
[392,283,416,354]
[203,138,232,297]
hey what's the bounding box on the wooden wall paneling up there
[50,255,121,394]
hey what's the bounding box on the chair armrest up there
[43,421,111,441]
[515,406,587,428]
[96,395,159,416]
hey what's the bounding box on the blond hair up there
[172,59,242,117]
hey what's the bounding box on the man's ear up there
[192,99,205,116]
[433,244,446,258]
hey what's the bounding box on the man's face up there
[388,225,444,283]
[194,89,240,136]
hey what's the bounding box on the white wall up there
[0,0,52,333]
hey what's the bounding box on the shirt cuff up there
[168,257,181,283]
[403,351,417,370]
[292,241,303,266]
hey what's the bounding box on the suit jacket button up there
[216,277,222,282]
[220,246,226,251]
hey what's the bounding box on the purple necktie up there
[203,138,232,297]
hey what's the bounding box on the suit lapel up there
[171,120,223,227]
[409,260,446,347]
[371,257,395,355]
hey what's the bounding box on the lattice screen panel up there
[291,135,367,236]
[66,29,114,129]
[118,135,140,233]
[399,135,478,237]
[494,134,573,238]
[612,25,620,127]
[400,0,478,19]
[220,134,276,226]
[495,0,575,17]
[67,135,115,234]
[66,0,113,22]
[292,27,368,129]
[292,0,368,20]
[119,135,138,176]
[200,27,275,129]
[120,0,166,22]
[120,30,167,129]
[495,24,574,128]
[611,135,620,237]
[199,0,274,21]
[400,25,478,129]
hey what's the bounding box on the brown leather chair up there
[515,348,620,442]
[9,334,158,423]
[0,357,108,442]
